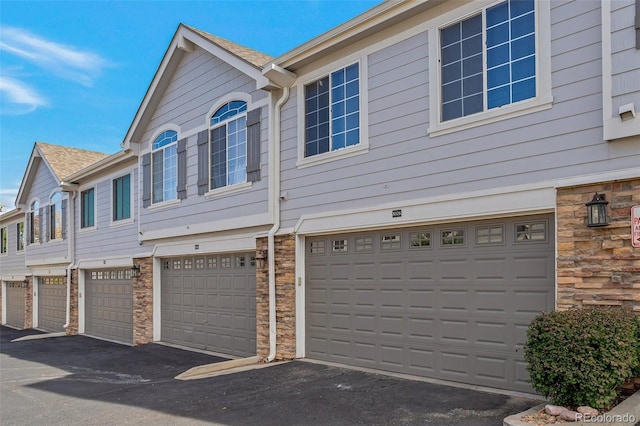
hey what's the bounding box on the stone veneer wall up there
[132,257,153,345]
[256,234,296,361]
[66,269,79,335]
[556,178,640,313]
[24,277,33,329]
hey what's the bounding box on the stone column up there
[132,257,153,345]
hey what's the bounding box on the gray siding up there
[138,46,270,237]
[279,1,640,229]
[24,161,69,264]
[75,168,140,260]
[610,1,640,112]
[0,215,27,275]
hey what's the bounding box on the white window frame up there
[427,0,552,137]
[150,126,179,206]
[296,56,369,168]
[79,185,97,232]
[16,221,25,252]
[111,171,134,226]
[29,199,40,245]
[48,190,64,242]
[0,226,7,255]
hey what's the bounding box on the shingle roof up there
[36,142,109,181]
[185,25,273,68]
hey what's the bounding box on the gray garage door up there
[161,254,256,357]
[85,269,133,344]
[38,276,66,332]
[306,214,554,393]
[6,281,26,329]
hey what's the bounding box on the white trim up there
[294,183,556,236]
[0,273,29,281]
[152,256,161,342]
[78,270,85,334]
[152,232,257,258]
[295,56,370,167]
[206,92,253,124]
[32,277,38,328]
[0,225,7,256]
[77,256,134,270]
[110,171,134,226]
[552,167,640,189]
[204,182,253,198]
[31,267,68,276]
[427,0,553,137]
[146,198,181,211]
[140,212,271,241]
[78,185,97,232]
[1,281,6,324]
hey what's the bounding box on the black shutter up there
[61,199,67,240]
[246,108,261,182]
[142,153,151,208]
[197,130,209,195]
[26,212,31,245]
[177,138,187,200]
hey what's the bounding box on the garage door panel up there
[161,254,256,357]
[306,214,554,393]
[6,282,27,328]
[85,269,133,344]
[38,277,66,332]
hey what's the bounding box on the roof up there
[185,25,273,68]
[35,142,109,181]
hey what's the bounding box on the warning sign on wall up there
[633,206,640,248]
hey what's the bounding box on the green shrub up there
[524,308,640,409]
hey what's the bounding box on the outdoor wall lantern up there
[255,250,268,269]
[131,264,141,278]
[585,193,609,227]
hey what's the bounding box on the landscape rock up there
[559,409,580,422]
[577,406,598,416]
[544,404,564,416]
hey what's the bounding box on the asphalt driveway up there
[0,326,541,425]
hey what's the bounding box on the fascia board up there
[272,0,433,70]
[15,145,57,206]
[64,150,134,183]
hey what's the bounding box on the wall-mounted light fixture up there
[618,103,636,121]
[585,193,609,227]
[131,264,141,278]
[255,250,268,269]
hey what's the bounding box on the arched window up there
[50,192,63,240]
[30,200,40,244]
[210,101,247,189]
[152,130,178,203]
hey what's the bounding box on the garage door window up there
[515,221,546,242]
[381,234,402,251]
[332,239,348,253]
[310,241,325,254]
[441,229,465,246]
[355,236,374,252]
[410,231,432,248]
[476,225,504,245]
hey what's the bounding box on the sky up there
[0,0,381,211]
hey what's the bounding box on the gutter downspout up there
[61,185,77,329]
[266,86,290,362]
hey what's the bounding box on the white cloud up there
[0,26,110,87]
[0,75,48,114]
[0,188,18,211]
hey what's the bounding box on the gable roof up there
[15,142,109,207]
[122,24,275,148]
[185,25,273,68]
[36,142,109,181]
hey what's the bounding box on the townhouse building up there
[1,0,639,394]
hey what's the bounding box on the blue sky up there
[0,0,381,210]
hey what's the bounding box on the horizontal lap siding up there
[280,1,640,230]
[75,169,140,260]
[25,162,68,262]
[139,47,269,234]
[0,217,27,274]
[610,1,640,106]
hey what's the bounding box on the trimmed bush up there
[524,308,640,409]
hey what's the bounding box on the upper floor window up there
[113,174,131,221]
[210,101,247,189]
[152,130,178,203]
[30,200,40,244]
[0,227,7,254]
[16,222,24,251]
[304,63,360,157]
[50,192,63,240]
[81,188,95,228]
[440,0,535,122]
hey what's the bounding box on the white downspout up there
[266,86,290,362]
[63,189,77,329]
